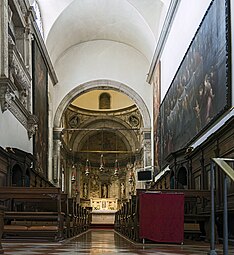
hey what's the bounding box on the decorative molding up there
[8,44,31,90]
[27,114,38,139]
[18,0,29,16]
[147,0,181,84]
[67,104,141,131]
[0,84,15,112]
[0,78,38,139]
[128,115,140,127]
[144,140,151,150]
[53,128,63,140]
[11,0,27,27]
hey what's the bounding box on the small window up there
[99,93,111,109]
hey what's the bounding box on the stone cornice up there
[68,104,138,116]
[8,43,31,90]
[9,0,27,27]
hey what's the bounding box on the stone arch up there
[53,79,151,129]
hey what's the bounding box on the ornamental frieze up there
[8,44,31,91]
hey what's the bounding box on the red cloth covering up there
[139,192,184,243]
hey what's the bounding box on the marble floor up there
[1,229,233,255]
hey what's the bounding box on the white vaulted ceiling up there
[35,0,170,126]
[37,0,169,64]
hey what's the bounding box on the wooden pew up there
[0,187,67,241]
[3,211,65,240]
[68,197,77,236]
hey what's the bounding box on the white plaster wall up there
[51,40,152,121]
[0,111,32,152]
[160,0,212,99]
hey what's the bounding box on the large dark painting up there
[160,0,231,164]
[32,41,48,176]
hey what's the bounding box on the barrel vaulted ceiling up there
[37,0,169,64]
[35,0,170,123]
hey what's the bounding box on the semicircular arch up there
[54,79,151,129]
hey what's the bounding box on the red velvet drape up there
[139,192,184,243]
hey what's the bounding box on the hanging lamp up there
[114,159,119,177]
[85,135,91,176]
[85,158,90,176]
[114,131,119,176]
[99,154,104,172]
[71,148,76,183]
[99,129,105,172]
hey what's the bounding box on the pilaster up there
[53,128,63,187]
[141,128,152,168]
[0,0,8,77]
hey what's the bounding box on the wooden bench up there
[3,211,65,240]
[0,187,67,241]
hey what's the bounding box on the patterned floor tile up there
[2,230,234,255]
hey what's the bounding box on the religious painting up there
[160,0,231,166]
[32,41,48,176]
[152,62,161,172]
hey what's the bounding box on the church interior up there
[0,0,234,254]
